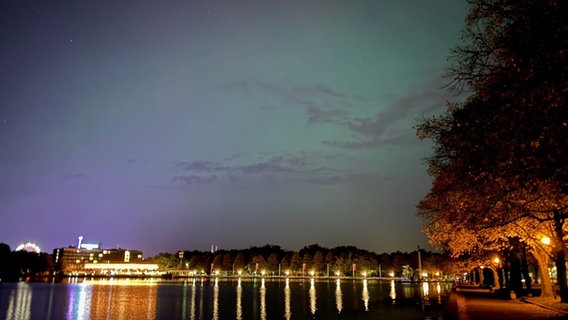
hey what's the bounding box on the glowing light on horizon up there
[15,242,41,253]
[84,263,159,271]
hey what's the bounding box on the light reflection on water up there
[335,278,342,314]
[260,278,266,320]
[236,278,242,320]
[422,281,430,298]
[390,279,396,302]
[0,279,451,319]
[67,282,91,320]
[362,279,369,311]
[309,278,317,316]
[190,279,196,320]
[5,282,32,320]
[84,278,157,320]
[212,278,219,320]
[284,278,291,320]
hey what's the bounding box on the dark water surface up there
[0,278,451,319]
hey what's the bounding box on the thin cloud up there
[214,77,358,121]
[174,160,228,172]
[172,175,218,185]
[323,83,451,149]
[306,106,350,125]
[240,163,292,174]
[300,171,390,187]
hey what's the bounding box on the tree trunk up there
[491,267,501,289]
[531,248,554,298]
[510,256,523,294]
[554,250,567,302]
[521,243,533,296]
[504,262,511,289]
[553,212,568,303]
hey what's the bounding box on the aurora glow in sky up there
[0,1,468,256]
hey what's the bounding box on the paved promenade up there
[445,288,568,320]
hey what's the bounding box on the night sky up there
[0,1,468,256]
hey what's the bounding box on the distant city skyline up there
[7,237,431,255]
[0,1,469,256]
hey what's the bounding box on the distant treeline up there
[0,243,54,282]
[0,242,459,281]
[149,244,453,277]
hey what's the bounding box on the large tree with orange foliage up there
[417,0,567,301]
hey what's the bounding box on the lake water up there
[0,278,451,319]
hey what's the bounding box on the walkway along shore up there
[444,287,568,320]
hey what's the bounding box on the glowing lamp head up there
[541,236,551,245]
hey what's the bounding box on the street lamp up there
[491,256,503,289]
[541,236,551,246]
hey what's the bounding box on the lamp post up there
[492,257,502,289]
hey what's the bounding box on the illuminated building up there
[53,238,149,276]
